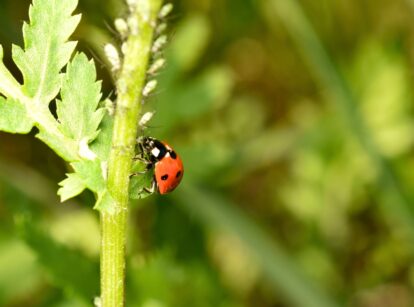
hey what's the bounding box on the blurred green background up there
[1,0,414,306]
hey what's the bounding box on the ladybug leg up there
[132,153,146,162]
[129,172,142,178]
[129,162,153,177]
[137,141,146,156]
[130,148,152,178]
[133,141,148,160]
[132,152,152,168]
[143,179,157,194]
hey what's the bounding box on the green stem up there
[100,1,162,306]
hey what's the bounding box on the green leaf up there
[71,160,106,193]
[0,97,34,133]
[12,0,80,102]
[57,53,104,143]
[0,0,85,162]
[129,161,154,200]
[36,128,78,161]
[0,46,24,100]
[90,110,114,161]
[94,190,116,213]
[58,173,87,202]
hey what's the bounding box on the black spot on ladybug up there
[170,150,177,159]
[176,171,181,178]
[161,174,169,181]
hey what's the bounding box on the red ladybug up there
[138,136,184,194]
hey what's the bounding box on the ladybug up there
[136,136,184,194]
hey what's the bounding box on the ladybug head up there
[140,136,168,162]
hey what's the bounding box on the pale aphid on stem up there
[142,80,157,97]
[114,18,128,38]
[151,35,167,53]
[147,58,166,75]
[159,3,173,19]
[104,43,121,72]
[139,111,154,128]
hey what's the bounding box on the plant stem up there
[101,1,162,306]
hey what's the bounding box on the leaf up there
[12,0,81,103]
[71,160,106,193]
[0,97,34,133]
[0,46,24,100]
[128,160,154,200]
[90,110,114,161]
[94,190,116,213]
[57,53,104,143]
[0,0,85,163]
[36,129,78,161]
[58,173,87,202]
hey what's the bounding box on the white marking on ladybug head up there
[165,152,170,158]
[151,147,160,157]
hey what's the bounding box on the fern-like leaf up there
[57,53,104,144]
[0,97,34,133]
[0,0,113,204]
[57,173,87,202]
[12,0,80,103]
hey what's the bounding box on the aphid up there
[136,136,184,194]
[138,111,154,128]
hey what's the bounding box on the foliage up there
[0,0,112,211]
